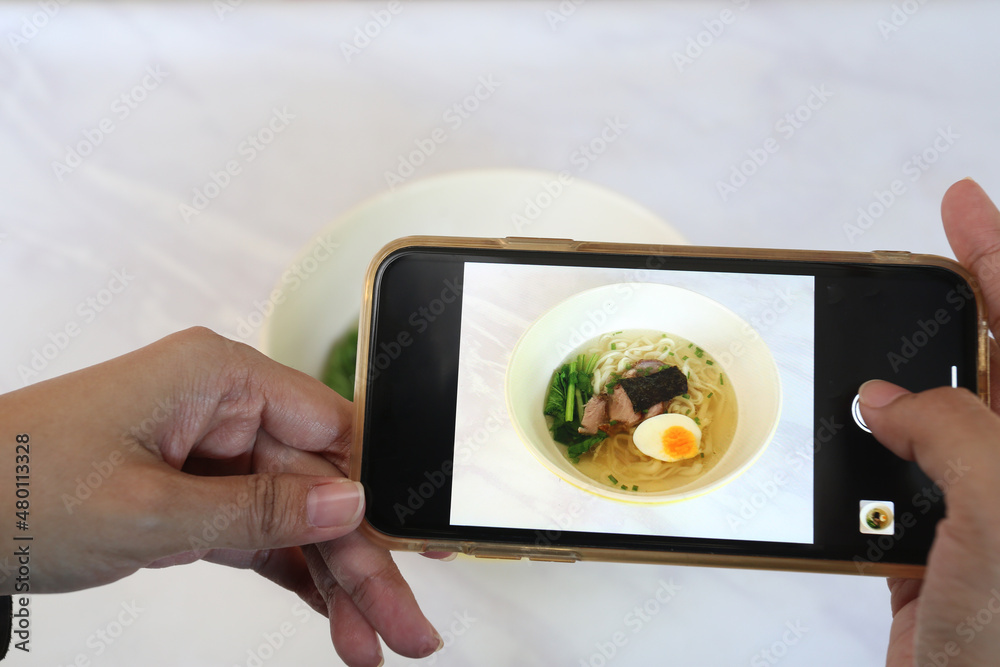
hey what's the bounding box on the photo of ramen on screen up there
[545,329,735,491]
[450,263,815,545]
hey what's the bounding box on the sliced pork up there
[609,384,643,426]
[578,394,609,435]
[623,360,666,379]
[643,401,669,419]
[634,359,667,373]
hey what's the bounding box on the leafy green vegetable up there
[322,323,359,400]
[544,354,605,459]
[546,354,598,424]
[566,432,607,459]
[544,368,568,418]
[565,358,577,422]
[549,421,577,444]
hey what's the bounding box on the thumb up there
[858,380,997,510]
[151,473,365,556]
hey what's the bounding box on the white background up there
[451,262,815,543]
[2,1,998,666]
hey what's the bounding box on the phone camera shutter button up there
[851,394,872,433]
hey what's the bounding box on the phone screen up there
[361,246,978,572]
[452,262,815,544]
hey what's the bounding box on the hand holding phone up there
[866,179,1000,667]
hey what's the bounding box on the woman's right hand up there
[860,380,1000,667]
[862,178,1000,666]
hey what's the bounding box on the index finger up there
[123,328,354,470]
[244,344,355,473]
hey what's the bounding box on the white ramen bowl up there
[506,283,782,503]
[259,169,684,376]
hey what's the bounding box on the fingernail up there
[375,644,384,667]
[858,380,909,408]
[433,629,445,653]
[440,552,458,562]
[307,480,364,527]
[961,176,978,183]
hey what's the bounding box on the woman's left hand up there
[0,327,440,666]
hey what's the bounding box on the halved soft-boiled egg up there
[632,413,702,462]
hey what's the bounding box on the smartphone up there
[351,236,989,577]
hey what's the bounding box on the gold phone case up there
[350,236,991,578]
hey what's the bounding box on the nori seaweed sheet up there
[617,365,688,411]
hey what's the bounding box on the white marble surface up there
[452,263,816,543]
[2,1,1000,665]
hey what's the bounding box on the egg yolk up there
[661,425,699,460]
